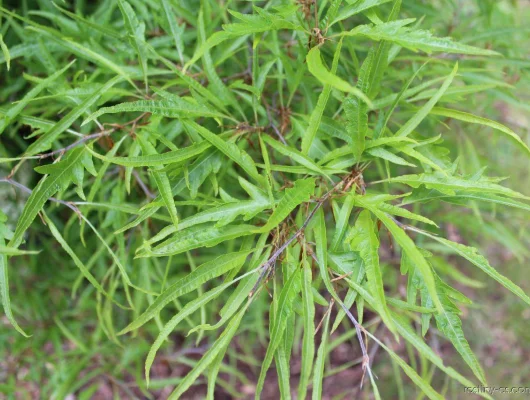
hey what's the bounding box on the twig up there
[263,99,288,145]
[336,300,374,387]
[132,170,156,199]
[0,178,81,215]
[315,298,335,334]
[36,130,114,160]
[249,174,352,297]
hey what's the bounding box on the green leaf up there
[255,178,316,233]
[137,136,179,228]
[169,303,249,399]
[297,260,315,400]
[86,140,211,167]
[0,217,29,336]
[306,46,372,107]
[0,246,40,256]
[255,268,300,399]
[119,250,252,334]
[430,107,530,157]
[420,232,530,307]
[344,48,374,161]
[0,34,10,71]
[354,195,444,314]
[145,272,253,385]
[26,75,123,155]
[348,210,397,335]
[302,38,343,155]
[42,212,125,309]
[367,147,416,167]
[331,0,393,26]
[0,60,75,136]
[27,25,137,89]
[367,0,402,99]
[396,63,458,138]
[137,224,255,258]
[185,7,302,69]
[117,0,148,89]
[383,172,529,199]
[403,189,530,213]
[425,274,487,385]
[347,276,488,394]
[83,98,226,125]
[142,178,270,248]
[8,148,94,249]
[365,329,445,400]
[312,309,330,400]
[348,20,500,56]
[360,194,438,226]
[184,120,262,183]
[159,0,185,63]
[263,135,330,179]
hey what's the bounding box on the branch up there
[0,178,81,215]
[36,130,114,160]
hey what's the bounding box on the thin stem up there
[0,178,81,215]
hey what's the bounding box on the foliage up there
[1,0,529,398]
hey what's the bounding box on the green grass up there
[1,0,529,398]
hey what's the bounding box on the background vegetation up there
[1,0,529,399]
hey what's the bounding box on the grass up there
[0,0,529,398]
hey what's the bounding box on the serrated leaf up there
[348,20,500,56]
[255,268,300,399]
[26,75,123,155]
[159,0,185,63]
[120,250,251,335]
[312,309,330,400]
[331,0,393,26]
[117,0,148,89]
[0,34,10,71]
[255,178,315,233]
[8,148,92,248]
[302,38,343,155]
[83,98,226,125]
[383,172,529,199]
[430,107,530,157]
[367,147,416,167]
[354,195,444,313]
[143,180,270,247]
[169,303,248,399]
[145,277,244,385]
[359,194,438,226]
[184,120,262,183]
[297,260,315,400]
[396,63,458,138]
[0,218,29,336]
[306,46,372,107]
[430,275,487,385]
[348,210,397,335]
[0,60,74,136]
[138,136,179,228]
[86,140,211,167]
[344,48,373,161]
[137,224,255,258]
[420,232,530,307]
[263,135,330,179]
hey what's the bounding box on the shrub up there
[1,0,529,398]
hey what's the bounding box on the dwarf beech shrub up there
[1,0,529,398]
